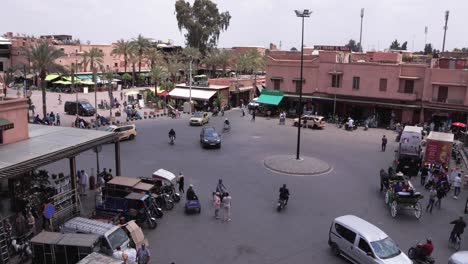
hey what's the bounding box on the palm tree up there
[23,41,64,118]
[131,34,151,82]
[83,48,104,87]
[166,54,184,83]
[202,49,219,78]
[128,52,139,87]
[217,49,232,76]
[145,48,164,69]
[150,66,166,91]
[111,39,132,73]
[79,52,90,72]
[101,67,115,117]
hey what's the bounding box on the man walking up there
[453,173,462,199]
[213,192,221,219]
[56,113,61,126]
[80,169,88,196]
[251,108,256,122]
[222,192,232,222]
[136,243,151,264]
[381,135,388,152]
[426,186,437,213]
[177,172,185,193]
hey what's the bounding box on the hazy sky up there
[2,0,467,52]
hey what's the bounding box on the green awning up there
[45,74,60,81]
[256,89,284,106]
[53,80,72,85]
[76,75,93,80]
[0,118,14,130]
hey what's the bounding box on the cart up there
[383,175,424,219]
[105,176,141,198]
[139,169,181,203]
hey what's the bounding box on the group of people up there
[33,112,61,126]
[212,179,232,221]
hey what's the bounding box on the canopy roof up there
[256,89,284,106]
[169,88,216,101]
[0,125,117,179]
[152,168,176,182]
[45,74,60,81]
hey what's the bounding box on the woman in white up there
[222,192,232,222]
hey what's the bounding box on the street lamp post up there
[442,10,449,52]
[359,8,364,52]
[295,9,312,160]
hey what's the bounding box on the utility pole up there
[442,10,449,52]
[189,58,192,113]
[359,8,364,52]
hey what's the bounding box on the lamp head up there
[361,8,365,17]
[295,9,312,17]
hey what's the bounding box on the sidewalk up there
[8,87,168,127]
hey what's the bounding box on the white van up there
[329,215,411,264]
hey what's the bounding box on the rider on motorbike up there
[224,118,230,130]
[415,238,434,261]
[450,216,466,243]
[169,128,176,140]
[186,184,198,201]
[279,184,290,205]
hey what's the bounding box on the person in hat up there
[186,184,197,201]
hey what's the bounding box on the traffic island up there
[264,155,332,176]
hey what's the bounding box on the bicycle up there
[449,232,461,251]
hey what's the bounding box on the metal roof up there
[0,124,117,179]
[334,215,388,242]
[427,131,454,142]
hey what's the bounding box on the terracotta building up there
[266,48,468,127]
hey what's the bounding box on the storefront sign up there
[314,45,351,52]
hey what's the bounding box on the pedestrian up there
[15,211,26,236]
[113,246,128,263]
[213,192,221,219]
[177,172,185,193]
[80,169,89,196]
[120,92,123,101]
[27,211,36,235]
[241,108,245,117]
[49,112,55,125]
[426,187,437,213]
[56,113,61,126]
[381,135,387,152]
[435,186,445,209]
[222,192,232,222]
[58,94,62,104]
[251,108,256,122]
[454,173,462,199]
[79,119,85,129]
[95,187,103,206]
[136,243,151,264]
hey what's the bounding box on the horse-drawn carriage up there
[380,170,424,219]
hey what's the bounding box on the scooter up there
[11,232,33,261]
[407,244,435,264]
[223,123,231,133]
[277,197,287,212]
[169,135,175,145]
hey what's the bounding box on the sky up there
[2,0,468,52]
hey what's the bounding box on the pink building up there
[209,75,265,106]
[0,97,29,144]
[266,49,468,128]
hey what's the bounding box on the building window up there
[60,48,64,51]
[273,80,281,90]
[352,77,360,90]
[437,86,448,102]
[404,80,414,93]
[379,78,387,91]
[114,63,118,67]
[0,62,3,72]
[331,74,341,88]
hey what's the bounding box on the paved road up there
[44,110,467,263]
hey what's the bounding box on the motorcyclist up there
[186,184,198,201]
[416,238,434,261]
[279,184,290,205]
[168,128,176,140]
[450,216,466,243]
[216,179,227,195]
[224,118,230,129]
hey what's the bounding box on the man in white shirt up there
[80,170,88,196]
[453,173,462,199]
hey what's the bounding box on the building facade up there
[266,49,468,128]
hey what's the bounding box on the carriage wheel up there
[414,202,422,219]
[391,201,398,218]
[384,191,390,205]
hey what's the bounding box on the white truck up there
[395,126,423,176]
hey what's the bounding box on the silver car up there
[329,215,412,264]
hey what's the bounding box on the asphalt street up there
[44,109,468,264]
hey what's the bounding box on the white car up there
[449,251,468,264]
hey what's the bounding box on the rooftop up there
[0,124,116,178]
[175,83,229,90]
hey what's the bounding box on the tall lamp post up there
[295,9,312,160]
[442,10,449,52]
[359,8,364,52]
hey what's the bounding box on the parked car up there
[293,115,326,129]
[248,98,259,110]
[329,215,411,263]
[190,112,209,126]
[200,127,221,148]
[106,124,137,141]
[64,100,96,116]
[449,251,468,264]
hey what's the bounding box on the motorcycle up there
[223,123,231,132]
[154,192,175,210]
[277,197,287,212]
[408,244,435,264]
[11,232,33,261]
[169,135,175,145]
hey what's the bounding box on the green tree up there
[175,0,231,54]
[217,49,231,76]
[23,42,65,118]
[424,43,433,55]
[202,49,220,77]
[128,52,138,87]
[390,39,400,50]
[166,54,184,83]
[345,39,360,52]
[401,41,408,51]
[131,34,151,82]
[101,67,115,116]
[150,66,166,91]
[182,47,202,77]
[145,47,164,69]
[83,48,104,87]
[111,39,132,74]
